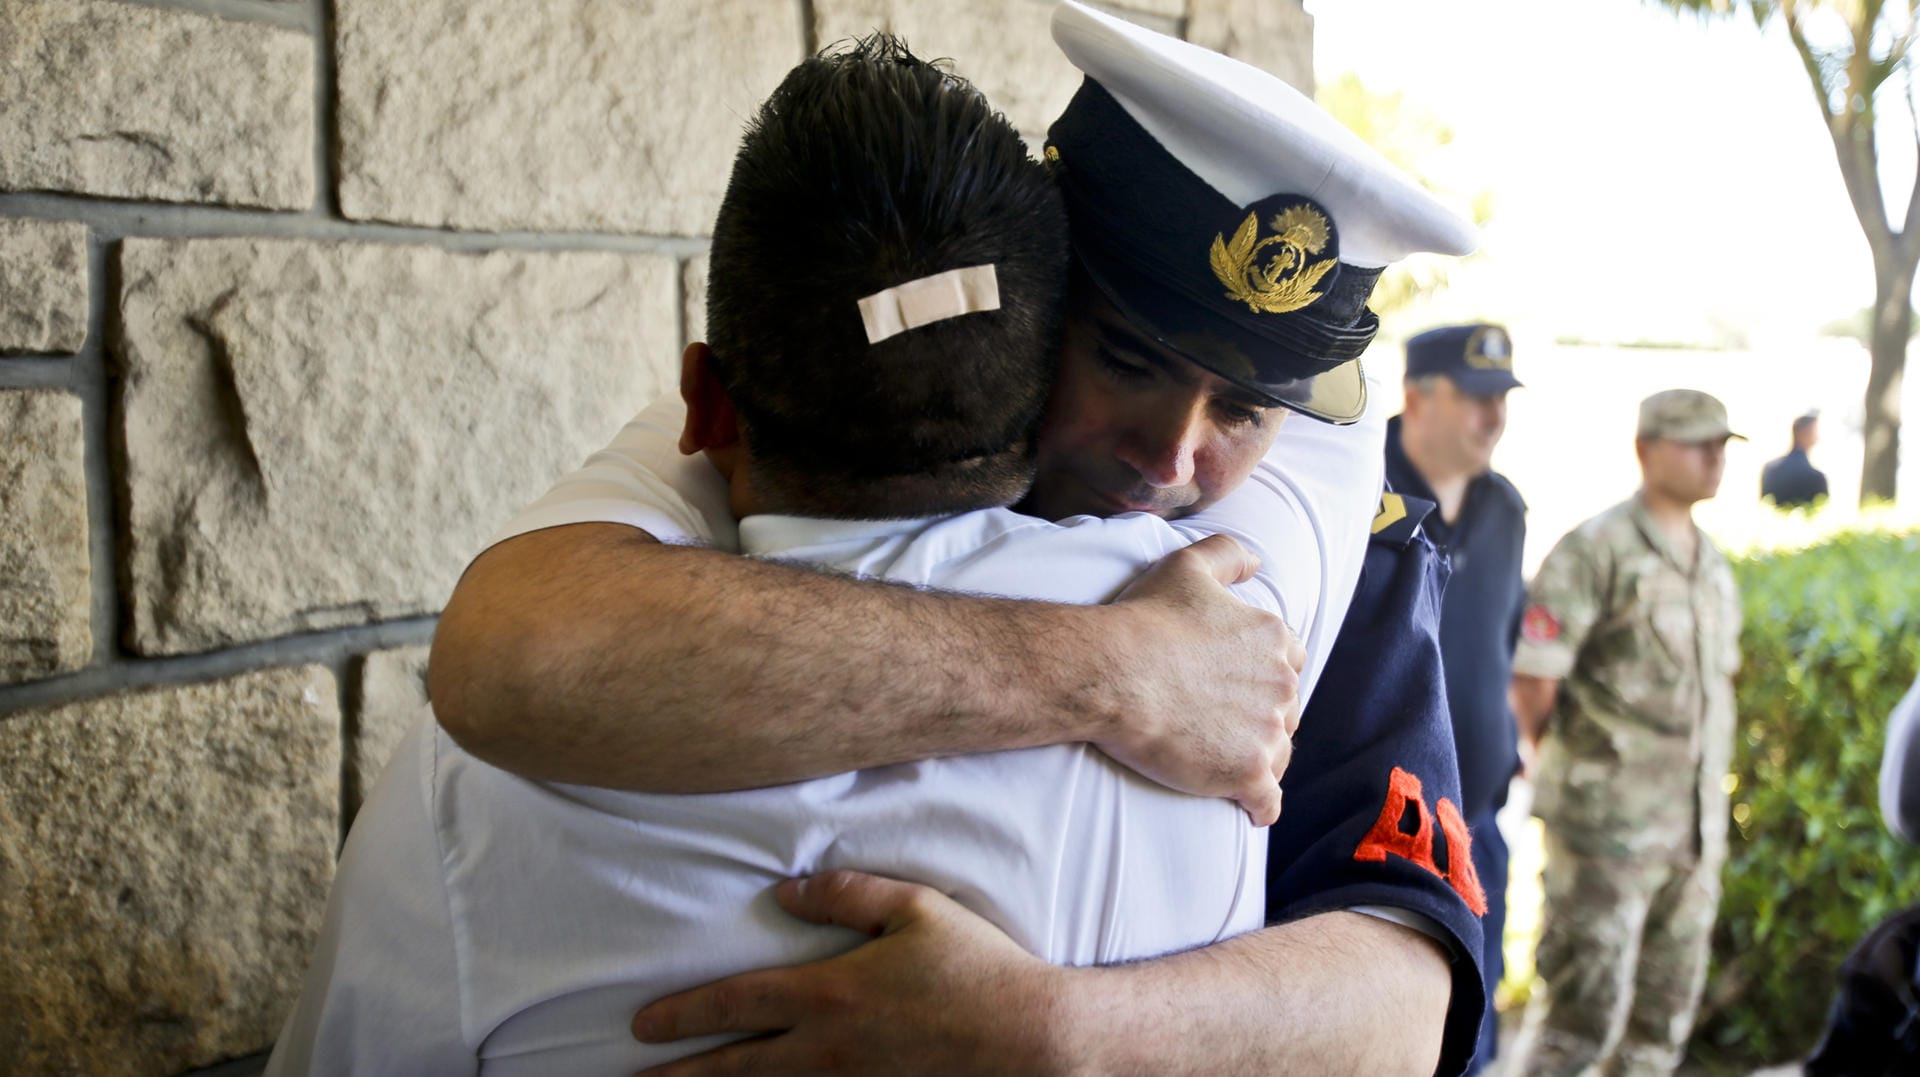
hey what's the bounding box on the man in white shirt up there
[334,6,1491,1075]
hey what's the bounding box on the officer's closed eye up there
[1213,399,1264,428]
[1096,347,1156,382]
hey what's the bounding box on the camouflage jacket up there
[1513,495,1741,858]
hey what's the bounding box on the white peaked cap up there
[1050,1,1477,268]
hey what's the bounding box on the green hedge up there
[1687,524,1920,1068]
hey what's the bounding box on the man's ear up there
[678,342,741,456]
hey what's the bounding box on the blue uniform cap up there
[1404,323,1523,396]
[1045,1,1478,425]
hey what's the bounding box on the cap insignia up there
[1463,325,1512,370]
[1208,205,1337,315]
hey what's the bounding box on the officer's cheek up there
[1191,424,1280,507]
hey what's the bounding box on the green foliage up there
[1818,305,1920,344]
[1687,524,1920,1067]
[1316,73,1458,177]
[1315,72,1490,320]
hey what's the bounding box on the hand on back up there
[1100,534,1306,826]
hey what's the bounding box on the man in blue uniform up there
[1386,322,1528,1072]
[1760,410,1829,507]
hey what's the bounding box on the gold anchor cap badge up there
[1208,203,1339,315]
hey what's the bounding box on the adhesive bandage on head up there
[857,264,1001,344]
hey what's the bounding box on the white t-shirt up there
[266,386,1384,1075]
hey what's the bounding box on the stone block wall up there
[0,1,1312,1072]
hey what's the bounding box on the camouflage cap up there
[1636,389,1745,442]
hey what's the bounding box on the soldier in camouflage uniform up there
[1510,389,1745,1076]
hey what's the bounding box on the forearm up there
[1057,911,1450,1075]
[429,523,1129,791]
[1510,674,1560,744]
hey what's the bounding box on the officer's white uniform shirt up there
[266,384,1384,1075]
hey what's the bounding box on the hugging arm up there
[630,873,1449,1077]
[431,522,1303,820]
[428,391,1364,818]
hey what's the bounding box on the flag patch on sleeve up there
[1522,605,1561,643]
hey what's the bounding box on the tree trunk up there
[1863,255,1912,505]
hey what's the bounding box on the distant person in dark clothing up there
[1387,322,1528,1074]
[1761,410,1829,507]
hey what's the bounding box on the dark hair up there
[1793,413,1819,436]
[705,34,1071,518]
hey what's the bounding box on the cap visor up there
[1649,423,1744,443]
[1293,357,1368,424]
[1446,369,1522,396]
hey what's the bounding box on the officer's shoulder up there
[1575,500,1653,564]
[1482,466,1528,510]
[1593,498,1645,535]
[1370,489,1437,549]
[1483,468,1527,512]
[1541,501,1625,564]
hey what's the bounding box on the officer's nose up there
[1115,400,1204,488]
